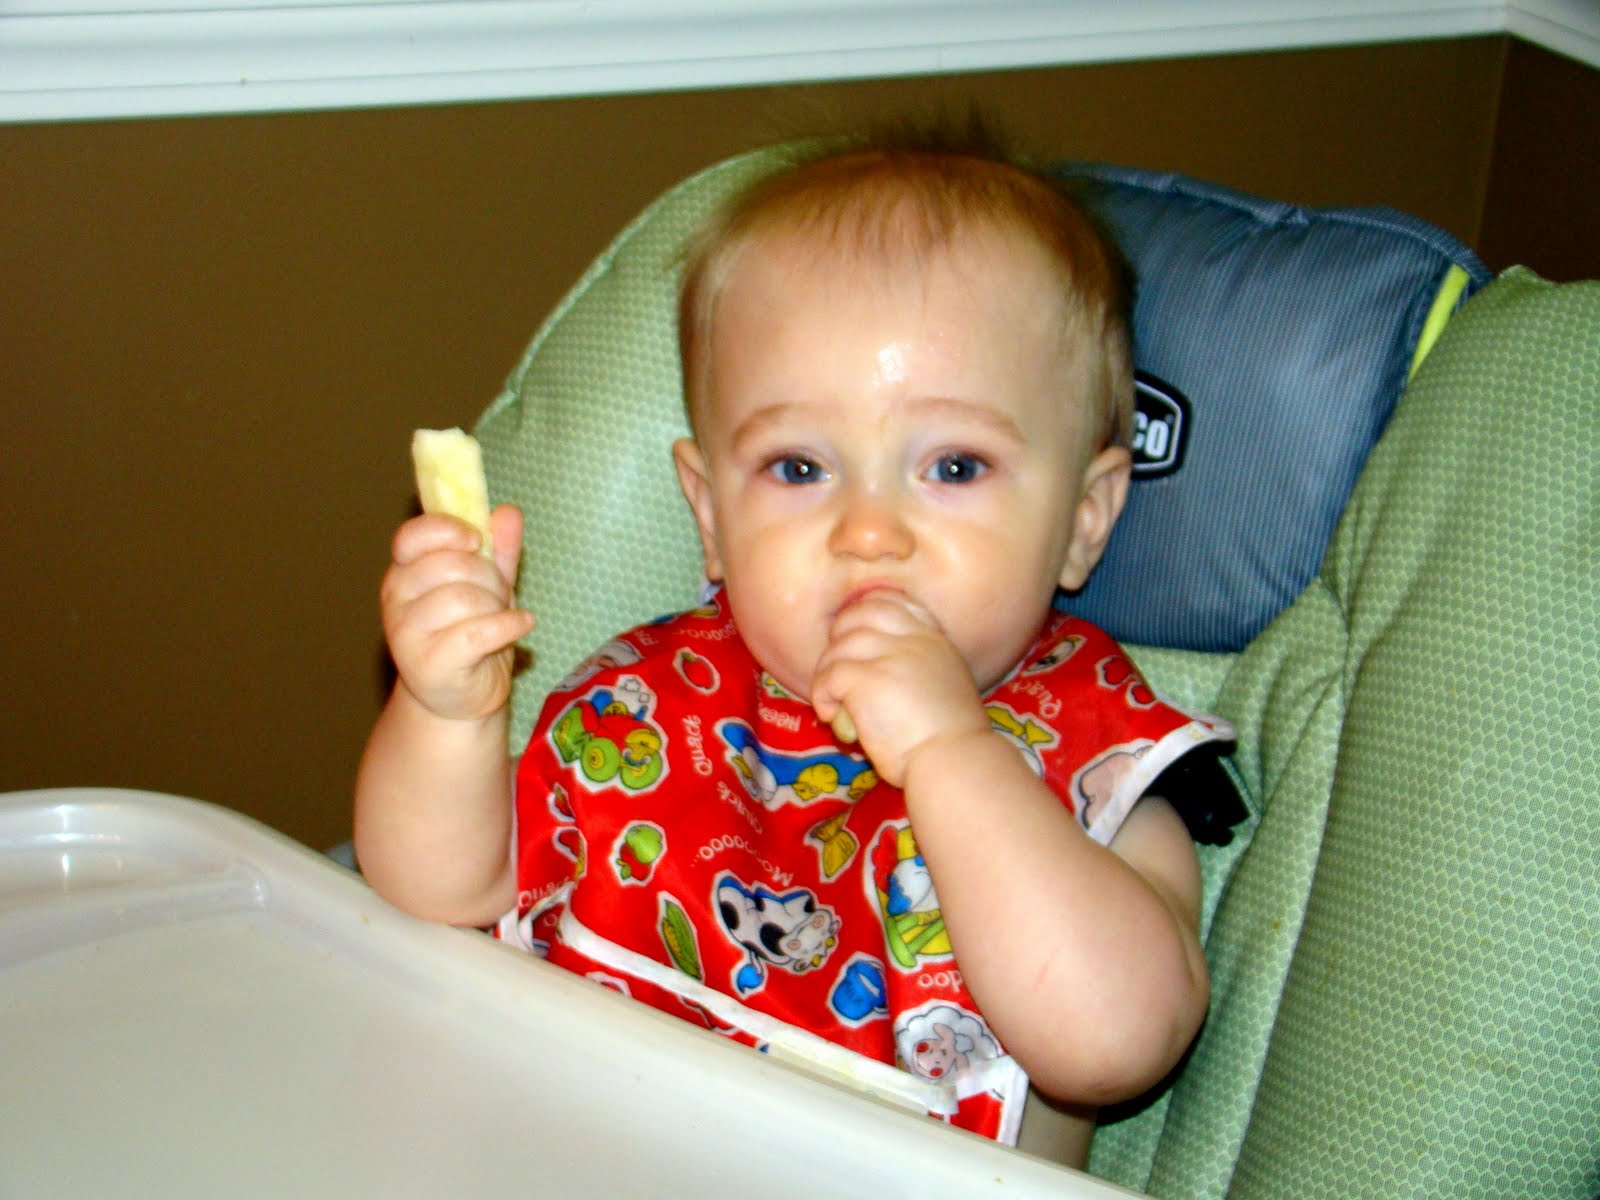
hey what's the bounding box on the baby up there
[356,124,1232,1166]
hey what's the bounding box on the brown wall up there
[1480,38,1600,281]
[2,36,1590,851]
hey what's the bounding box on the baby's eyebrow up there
[728,395,1026,454]
[729,403,808,455]
[901,396,1027,444]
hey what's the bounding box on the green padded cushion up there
[1092,604,1339,1190]
[1227,268,1600,1198]
[1098,269,1600,1198]
[477,148,786,753]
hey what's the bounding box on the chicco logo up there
[1131,371,1191,478]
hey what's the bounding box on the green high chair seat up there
[471,146,1600,1198]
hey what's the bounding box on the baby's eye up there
[766,455,827,485]
[924,453,989,484]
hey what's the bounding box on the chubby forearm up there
[901,730,1209,1106]
[353,683,517,927]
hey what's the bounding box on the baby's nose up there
[828,490,914,560]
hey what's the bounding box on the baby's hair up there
[677,114,1136,452]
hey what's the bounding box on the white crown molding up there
[1503,0,1600,65]
[0,1,1593,124]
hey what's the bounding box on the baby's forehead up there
[719,217,1074,323]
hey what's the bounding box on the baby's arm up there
[354,504,533,927]
[905,738,1206,1106]
[812,594,1207,1107]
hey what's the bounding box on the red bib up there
[499,595,1229,1143]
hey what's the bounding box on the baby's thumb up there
[489,503,525,588]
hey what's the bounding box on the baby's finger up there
[392,512,488,565]
[830,590,938,639]
[398,607,531,720]
[809,652,869,729]
[393,590,529,675]
[453,605,536,660]
[391,576,511,640]
[819,612,937,678]
[381,546,510,624]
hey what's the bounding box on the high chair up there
[473,145,1600,1198]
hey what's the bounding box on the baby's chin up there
[751,656,817,708]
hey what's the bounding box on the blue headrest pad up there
[1053,163,1490,652]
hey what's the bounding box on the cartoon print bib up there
[498,595,1231,1144]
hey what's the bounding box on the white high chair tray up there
[0,788,1134,1199]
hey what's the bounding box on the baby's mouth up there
[834,581,907,617]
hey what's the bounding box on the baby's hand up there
[380,504,533,722]
[811,591,991,786]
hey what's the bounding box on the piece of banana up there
[411,428,493,557]
[830,710,858,744]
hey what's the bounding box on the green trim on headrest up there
[1407,263,1473,380]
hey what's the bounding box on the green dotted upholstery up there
[1218,269,1599,1199]
[1097,269,1600,1197]
[478,149,783,753]
[474,136,1600,1198]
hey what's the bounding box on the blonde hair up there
[677,118,1135,451]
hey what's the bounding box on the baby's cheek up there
[732,597,826,700]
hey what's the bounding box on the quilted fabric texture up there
[1092,596,1343,1191]
[1096,270,1600,1198]
[1226,269,1600,1198]
[477,149,785,752]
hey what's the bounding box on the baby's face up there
[676,223,1121,702]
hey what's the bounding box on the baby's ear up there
[673,438,725,582]
[1058,445,1132,592]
